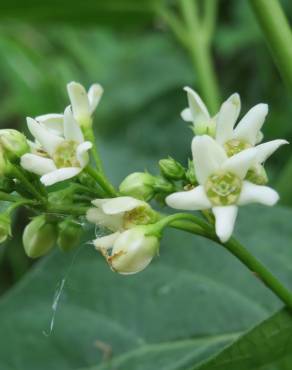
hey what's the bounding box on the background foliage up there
[0,1,292,369]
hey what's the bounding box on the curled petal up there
[101,196,144,215]
[216,93,241,144]
[181,108,193,122]
[67,81,90,120]
[88,84,103,114]
[27,117,64,156]
[87,208,124,231]
[21,154,57,175]
[255,139,288,164]
[166,185,211,210]
[63,106,84,143]
[233,103,268,145]
[40,167,81,186]
[36,114,64,135]
[76,141,92,168]
[238,181,279,206]
[94,232,120,251]
[213,205,238,243]
[183,87,210,123]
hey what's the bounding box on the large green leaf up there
[0,200,292,370]
[195,308,292,370]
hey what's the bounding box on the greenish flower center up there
[123,206,159,229]
[246,165,268,185]
[224,139,252,157]
[53,140,79,168]
[205,172,242,206]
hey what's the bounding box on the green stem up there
[10,167,45,204]
[249,0,292,92]
[0,191,23,203]
[179,0,220,113]
[84,126,104,171]
[46,204,88,217]
[85,166,117,197]
[169,215,292,309]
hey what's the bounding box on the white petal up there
[255,139,288,164]
[91,199,111,208]
[67,81,90,120]
[88,84,103,114]
[233,103,268,145]
[40,167,81,186]
[27,117,64,156]
[192,135,227,184]
[63,106,84,143]
[76,141,92,168]
[238,181,279,206]
[216,93,241,144]
[94,232,120,251]
[36,114,64,135]
[222,148,256,179]
[101,196,144,215]
[213,205,238,243]
[86,207,124,231]
[20,153,57,175]
[183,87,210,123]
[166,185,211,210]
[180,108,193,122]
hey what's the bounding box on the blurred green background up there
[1,1,292,369]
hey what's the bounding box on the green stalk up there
[249,0,292,92]
[167,213,292,309]
[179,0,220,113]
[46,204,88,217]
[85,166,117,197]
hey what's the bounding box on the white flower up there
[166,135,280,243]
[86,196,156,232]
[94,227,159,275]
[67,81,103,127]
[181,87,216,136]
[20,106,92,186]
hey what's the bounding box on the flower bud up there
[246,164,268,185]
[23,215,57,258]
[57,219,82,252]
[95,226,159,275]
[159,157,185,180]
[0,129,29,160]
[119,172,156,201]
[185,159,197,185]
[0,214,11,244]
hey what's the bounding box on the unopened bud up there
[185,159,197,185]
[159,157,185,180]
[246,164,268,185]
[0,214,11,244]
[119,172,156,201]
[95,226,159,275]
[0,129,29,160]
[57,218,82,252]
[23,215,57,258]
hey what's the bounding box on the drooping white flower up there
[67,81,103,127]
[166,135,280,243]
[94,227,159,275]
[20,106,92,186]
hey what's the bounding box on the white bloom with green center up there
[166,135,280,243]
[20,106,92,186]
[67,81,103,127]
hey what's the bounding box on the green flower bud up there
[0,214,11,244]
[185,159,197,185]
[0,129,29,161]
[119,172,156,201]
[159,157,185,180]
[57,218,82,252]
[246,164,268,185]
[23,215,57,258]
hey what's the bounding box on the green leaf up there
[0,202,292,370]
[195,308,292,370]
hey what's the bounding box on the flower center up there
[205,172,242,206]
[123,206,159,229]
[53,140,79,168]
[224,139,252,157]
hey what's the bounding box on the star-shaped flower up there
[20,106,92,186]
[166,135,280,243]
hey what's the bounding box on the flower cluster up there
[0,82,287,275]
